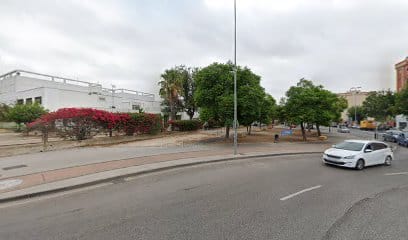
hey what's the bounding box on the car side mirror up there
[364,149,373,153]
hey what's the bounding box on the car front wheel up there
[384,156,392,166]
[355,159,365,170]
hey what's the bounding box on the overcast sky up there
[1,0,408,100]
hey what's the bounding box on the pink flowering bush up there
[27,108,162,140]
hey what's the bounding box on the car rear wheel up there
[384,156,392,166]
[355,159,364,170]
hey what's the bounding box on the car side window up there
[372,143,386,150]
[365,144,373,151]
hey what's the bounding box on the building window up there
[16,99,24,105]
[98,97,106,101]
[132,104,140,110]
[25,98,33,104]
[34,96,42,104]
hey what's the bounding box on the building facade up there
[395,57,408,130]
[396,57,408,92]
[0,70,161,113]
[337,91,370,122]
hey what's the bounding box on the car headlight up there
[344,155,355,159]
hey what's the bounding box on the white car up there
[323,140,393,170]
[337,127,350,133]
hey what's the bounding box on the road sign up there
[281,129,293,136]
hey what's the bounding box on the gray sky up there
[1,0,408,100]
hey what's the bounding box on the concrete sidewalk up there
[0,140,332,203]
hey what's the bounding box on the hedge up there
[27,108,162,140]
[170,120,202,131]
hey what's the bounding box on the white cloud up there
[1,0,408,100]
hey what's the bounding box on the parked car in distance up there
[397,132,408,147]
[382,130,402,142]
[323,140,393,170]
[337,126,350,133]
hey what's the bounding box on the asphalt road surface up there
[1,147,408,240]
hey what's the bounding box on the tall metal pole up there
[350,87,361,126]
[354,91,357,124]
[233,0,238,155]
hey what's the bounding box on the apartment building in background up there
[0,70,161,113]
[337,90,370,122]
[396,57,408,92]
[396,57,408,130]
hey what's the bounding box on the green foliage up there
[128,113,162,135]
[170,120,202,131]
[0,103,10,121]
[362,90,396,121]
[159,65,198,121]
[180,67,198,120]
[284,79,347,140]
[195,62,274,137]
[396,87,408,116]
[159,67,184,120]
[259,94,277,125]
[347,106,366,122]
[7,103,47,129]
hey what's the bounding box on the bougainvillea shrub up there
[124,113,162,136]
[27,108,162,140]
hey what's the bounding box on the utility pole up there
[111,84,116,110]
[350,87,361,126]
[233,0,238,155]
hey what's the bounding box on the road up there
[1,147,408,239]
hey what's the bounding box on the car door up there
[372,143,386,164]
[362,143,376,166]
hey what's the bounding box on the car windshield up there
[334,141,365,151]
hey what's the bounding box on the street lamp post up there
[350,87,361,126]
[233,0,238,155]
[111,84,116,110]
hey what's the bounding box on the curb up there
[0,151,321,204]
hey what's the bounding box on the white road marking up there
[385,172,408,176]
[280,185,322,201]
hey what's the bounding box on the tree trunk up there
[187,110,194,120]
[249,125,252,135]
[42,127,48,151]
[300,122,307,141]
[316,124,321,136]
[225,126,230,139]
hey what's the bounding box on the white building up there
[0,70,161,113]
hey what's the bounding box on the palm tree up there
[159,68,183,123]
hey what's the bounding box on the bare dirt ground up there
[118,126,326,147]
[0,125,328,157]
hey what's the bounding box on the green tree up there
[195,62,270,138]
[332,97,348,123]
[396,86,408,115]
[258,94,277,127]
[159,67,183,122]
[284,79,346,140]
[238,84,265,134]
[0,103,10,121]
[7,103,47,130]
[313,89,348,136]
[362,90,396,121]
[275,98,287,124]
[347,106,366,123]
[180,67,198,120]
